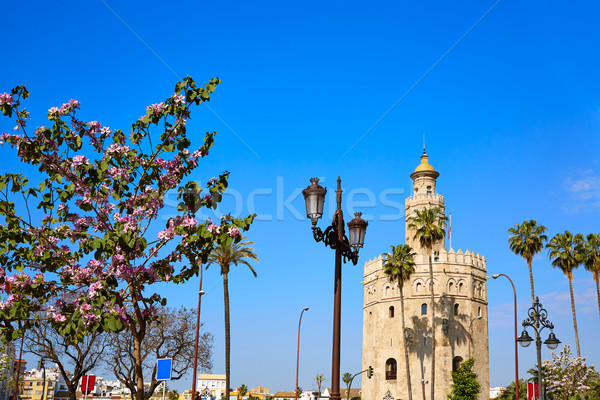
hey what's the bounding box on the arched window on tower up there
[389,306,394,318]
[478,307,482,317]
[421,303,428,315]
[454,303,459,316]
[385,358,397,380]
[427,186,432,195]
[452,356,463,372]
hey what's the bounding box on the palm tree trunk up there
[568,273,581,358]
[428,253,435,400]
[594,271,600,320]
[527,259,535,304]
[399,284,413,400]
[223,272,231,400]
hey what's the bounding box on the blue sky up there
[1,0,599,394]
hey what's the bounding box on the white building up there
[196,374,226,399]
[490,386,506,399]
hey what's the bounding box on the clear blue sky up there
[2,0,599,394]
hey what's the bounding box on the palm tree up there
[383,244,416,400]
[508,220,548,304]
[579,233,600,319]
[6,372,24,400]
[315,373,325,399]
[207,238,259,400]
[237,384,248,399]
[342,372,352,400]
[547,231,582,357]
[407,206,447,400]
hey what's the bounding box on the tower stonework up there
[362,152,489,400]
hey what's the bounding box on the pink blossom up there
[48,107,62,118]
[53,313,67,322]
[207,223,220,235]
[191,149,206,160]
[72,155,89,167]
[0,93,13,106]
[172,94,185,105]
[99,126,111,137]
[183,216,197,228]
[60,99,80,114]
[146,102,165,116]
[228,227,240,237]
[157,228,175,242]
[88,281,103,298]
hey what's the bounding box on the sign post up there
[156,359,172,400]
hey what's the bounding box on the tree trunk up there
[399,284,413,400]
[133,331,145,400]
[594,271,600,321]
[568,273,581,358]
[428,253,435,400]
[223,272,231,400]
[527,259,535,305]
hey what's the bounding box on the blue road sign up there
[156,358,172,381]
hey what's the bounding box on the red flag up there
[448,213,451,239]
[81,375,95,395]
[527,382,538,400]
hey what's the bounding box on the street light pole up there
[191,260,205,400]
[302,177,368,400]
[468,315,482,358]
[517,297,561,400]
[491,273,520,400]
[295,307,309,400]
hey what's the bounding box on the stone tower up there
[362,152,489,400]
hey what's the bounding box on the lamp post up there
[492,273,520,400]
[295,307,309,400]
[468,315,482,358]
[191,260,205,400]
[302,177,368,400]
[517,297,561,400]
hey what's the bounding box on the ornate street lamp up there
[517,297,561,400]
[302,177,368,400]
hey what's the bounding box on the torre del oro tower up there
[362,151,489,400]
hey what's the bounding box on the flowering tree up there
[543,344,594,400]
[0,77,254,400]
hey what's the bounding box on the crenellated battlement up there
[363,255,384,279]
[438,247,487,271]
[363,248,487,279]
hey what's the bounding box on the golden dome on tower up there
[413,150,436,173]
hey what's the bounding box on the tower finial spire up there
[423,132,426,154]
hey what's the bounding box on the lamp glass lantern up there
[517,329,533,348]
[302,178,327,222]
[347,212,368,248]
[544,332,560,350]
